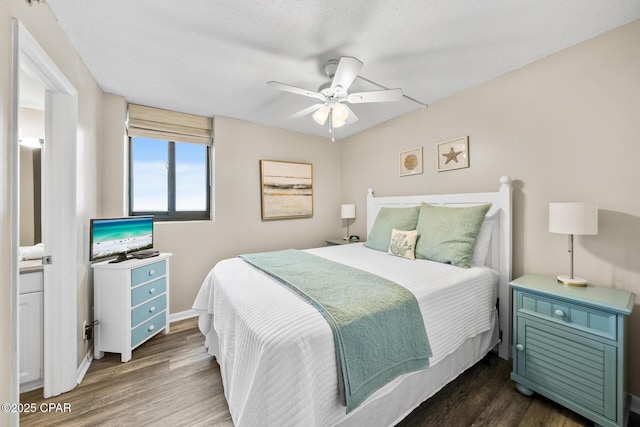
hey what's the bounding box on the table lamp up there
[549,202,598,286]
[341,204,356,240]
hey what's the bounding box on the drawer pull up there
[149,306,156,313]
[149,288,156,294]
[149,269,155,276]
[148,324,155,332]
[516,344,525,351]
[554,309,565,317]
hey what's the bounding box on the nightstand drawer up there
[516,290,616,340]
[131,294,167,327]
[131,312,166,348]
[131,277,166,307]
[131,260,166,286]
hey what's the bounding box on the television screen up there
[90,216,153,262]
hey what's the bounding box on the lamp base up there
[557,275,588,287]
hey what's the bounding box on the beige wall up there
[341,20,640,395]
[100,94,127,217]
[0,0,102,419]
[101,111,342,314]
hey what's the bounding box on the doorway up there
[11,19,79,415]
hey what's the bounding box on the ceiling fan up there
[268,57,404,140]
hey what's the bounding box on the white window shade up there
[127,104,213,145]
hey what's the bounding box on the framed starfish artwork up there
[437,136,469,172]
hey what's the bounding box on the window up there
[127,104,213,221]
[129,137,210,221]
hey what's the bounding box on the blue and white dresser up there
[92,253,172,362]
[511,274,635,427]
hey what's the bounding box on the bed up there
[193,176,513,427]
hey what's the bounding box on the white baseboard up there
[631,394,640,415]
[20,379,43,394]
[76,347,93,385]
[170,309,198,323]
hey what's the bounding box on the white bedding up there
[193,243,499,427]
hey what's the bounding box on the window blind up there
[127,104,213,145]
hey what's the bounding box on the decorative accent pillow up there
[414,203,492,268]
[364,206,420,252]
[388,229,418,260]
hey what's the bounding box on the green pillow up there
[364,206,420,252]
[414,203,491,268]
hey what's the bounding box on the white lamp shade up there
[341,204,356,219]
[332,103,349,128]
[549,202,598,235]
[312,106,330,125]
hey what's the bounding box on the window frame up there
[128,137,212,222]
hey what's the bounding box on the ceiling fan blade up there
[330,57,363,92]
[267,81,322,99]
[289,103,324,119]
[347,88,403,104]
[343,105,359,124]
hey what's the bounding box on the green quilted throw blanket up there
[240,249,432,412]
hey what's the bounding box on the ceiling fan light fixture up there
[312,105,330,125]
[332,118,346,128]
[332,102,349,123]
[269,56,416,138]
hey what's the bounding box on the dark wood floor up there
[21,318,639,426]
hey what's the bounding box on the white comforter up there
[193,243,498,427]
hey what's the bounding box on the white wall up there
[341,19,640,395]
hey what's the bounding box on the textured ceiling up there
[46,0,640,140]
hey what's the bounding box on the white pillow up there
[471,220,493,266]
[388,228,418,260]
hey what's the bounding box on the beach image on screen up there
[92,217,153,259]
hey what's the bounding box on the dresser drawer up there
[131,260,166,287]
[131,277,166,307]
[516,290,616,340]
[131,294,167,327]
[131,312,166,349]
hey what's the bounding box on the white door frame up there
[11,20,78,407]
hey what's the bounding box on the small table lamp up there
[341,204,356,240]
[549,202,598,286]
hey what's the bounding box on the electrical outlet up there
[82,320,89,341]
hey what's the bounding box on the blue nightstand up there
[510,274,635,427]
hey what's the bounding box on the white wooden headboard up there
[366,176,513,360]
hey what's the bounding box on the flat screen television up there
[90,216,154,263]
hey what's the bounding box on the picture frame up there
[260,159,313,220]
[437,136,469,172]
[399,147,423,176]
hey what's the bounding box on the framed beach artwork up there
[437,136,469,172]
[399,147,423,176]
[260,160,313,220]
